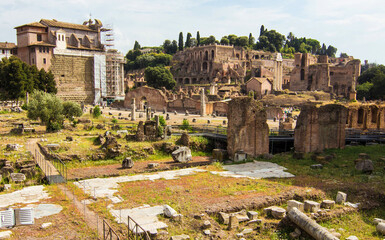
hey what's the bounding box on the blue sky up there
[1,0,384,64]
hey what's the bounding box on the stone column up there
[131,98,136,121]
[146,107,151,120]
[200,88,206,117]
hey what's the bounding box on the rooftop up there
[40,19,98,32]
[0,42,17,49]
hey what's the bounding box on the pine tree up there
[178,32,184,51]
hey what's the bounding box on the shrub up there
[180,119,192,131]
[63,101,82,121]
[93,105,101,118]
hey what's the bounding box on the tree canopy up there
[0,56,57,100]
[357,65,385,100]
[125,52,172,71]
[27,90,83,131]
[144,66,175,90]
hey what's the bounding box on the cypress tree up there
[197,31,200,46]
[178,32,184,51]
[185,32,192,48]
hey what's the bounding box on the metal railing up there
[103,219,120,240]
[27,142,66,184]
[127,215,151,240]
[47,149,68,182]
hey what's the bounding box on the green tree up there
[27,90,64,132]
[259,25,265,37]
[145,66,176,90]
[37,69,57,93]
[227,34,238,45]
[62,101,82,121]
[178,32,184,51]
[207,35,216,44]
[236,36,249,47]
[185,32,192,48]
[326,45,337,57]
[196,31,200,46]
[220,37,230,45]
[0,56,30,100]
[171,40,178,54]
[356,82,373,100]
[133,41,141,50]
[93,105,101,118]
[248,33,255,47]
[357,65,385,100]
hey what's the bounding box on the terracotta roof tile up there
[40,19,97,32]
[0,42,17,49]
[28,41,56,47]
[14,22,46,29]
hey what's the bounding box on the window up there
[37,34,42,41]
[43,58,46,64]
[47,48,49,53]
[39,47,42,53]
[43,47,46,53]
[32,58,35,64]
[1,50,4,54]
[30,47,35,53]
[62,35,64,41]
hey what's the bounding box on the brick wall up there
[50,55,95,104]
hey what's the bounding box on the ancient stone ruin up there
[227,97,269,159]
[294,104,347,153]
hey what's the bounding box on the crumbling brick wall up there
[227,97,269,159]
[294,104,347,153]
[51,55,94,104]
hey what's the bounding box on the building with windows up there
[14,19,124,104]
[0,42,17,59]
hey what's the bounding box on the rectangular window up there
[1,50,4,54]
[43,47,46,53]
[37,34,42,41]
[39,47,42,53]
[32,58,35,64]
[47,48,49,53]
[43,58,46,64]
[30,47,35,53]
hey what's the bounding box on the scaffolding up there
[101,24,125,100]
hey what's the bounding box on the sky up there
[1,0,384,64]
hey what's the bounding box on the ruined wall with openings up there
[347,104,385,130]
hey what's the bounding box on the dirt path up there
[58,184,113,240]
[68,156,212,180]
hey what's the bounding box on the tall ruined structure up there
[290,53,361,100]
[227,97,269,159]
[15,19,125,104]
[171,44,290,91]
[294,104,347,153]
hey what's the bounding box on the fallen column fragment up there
[287,207,339,240]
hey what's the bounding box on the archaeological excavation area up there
[0,95,384,240]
